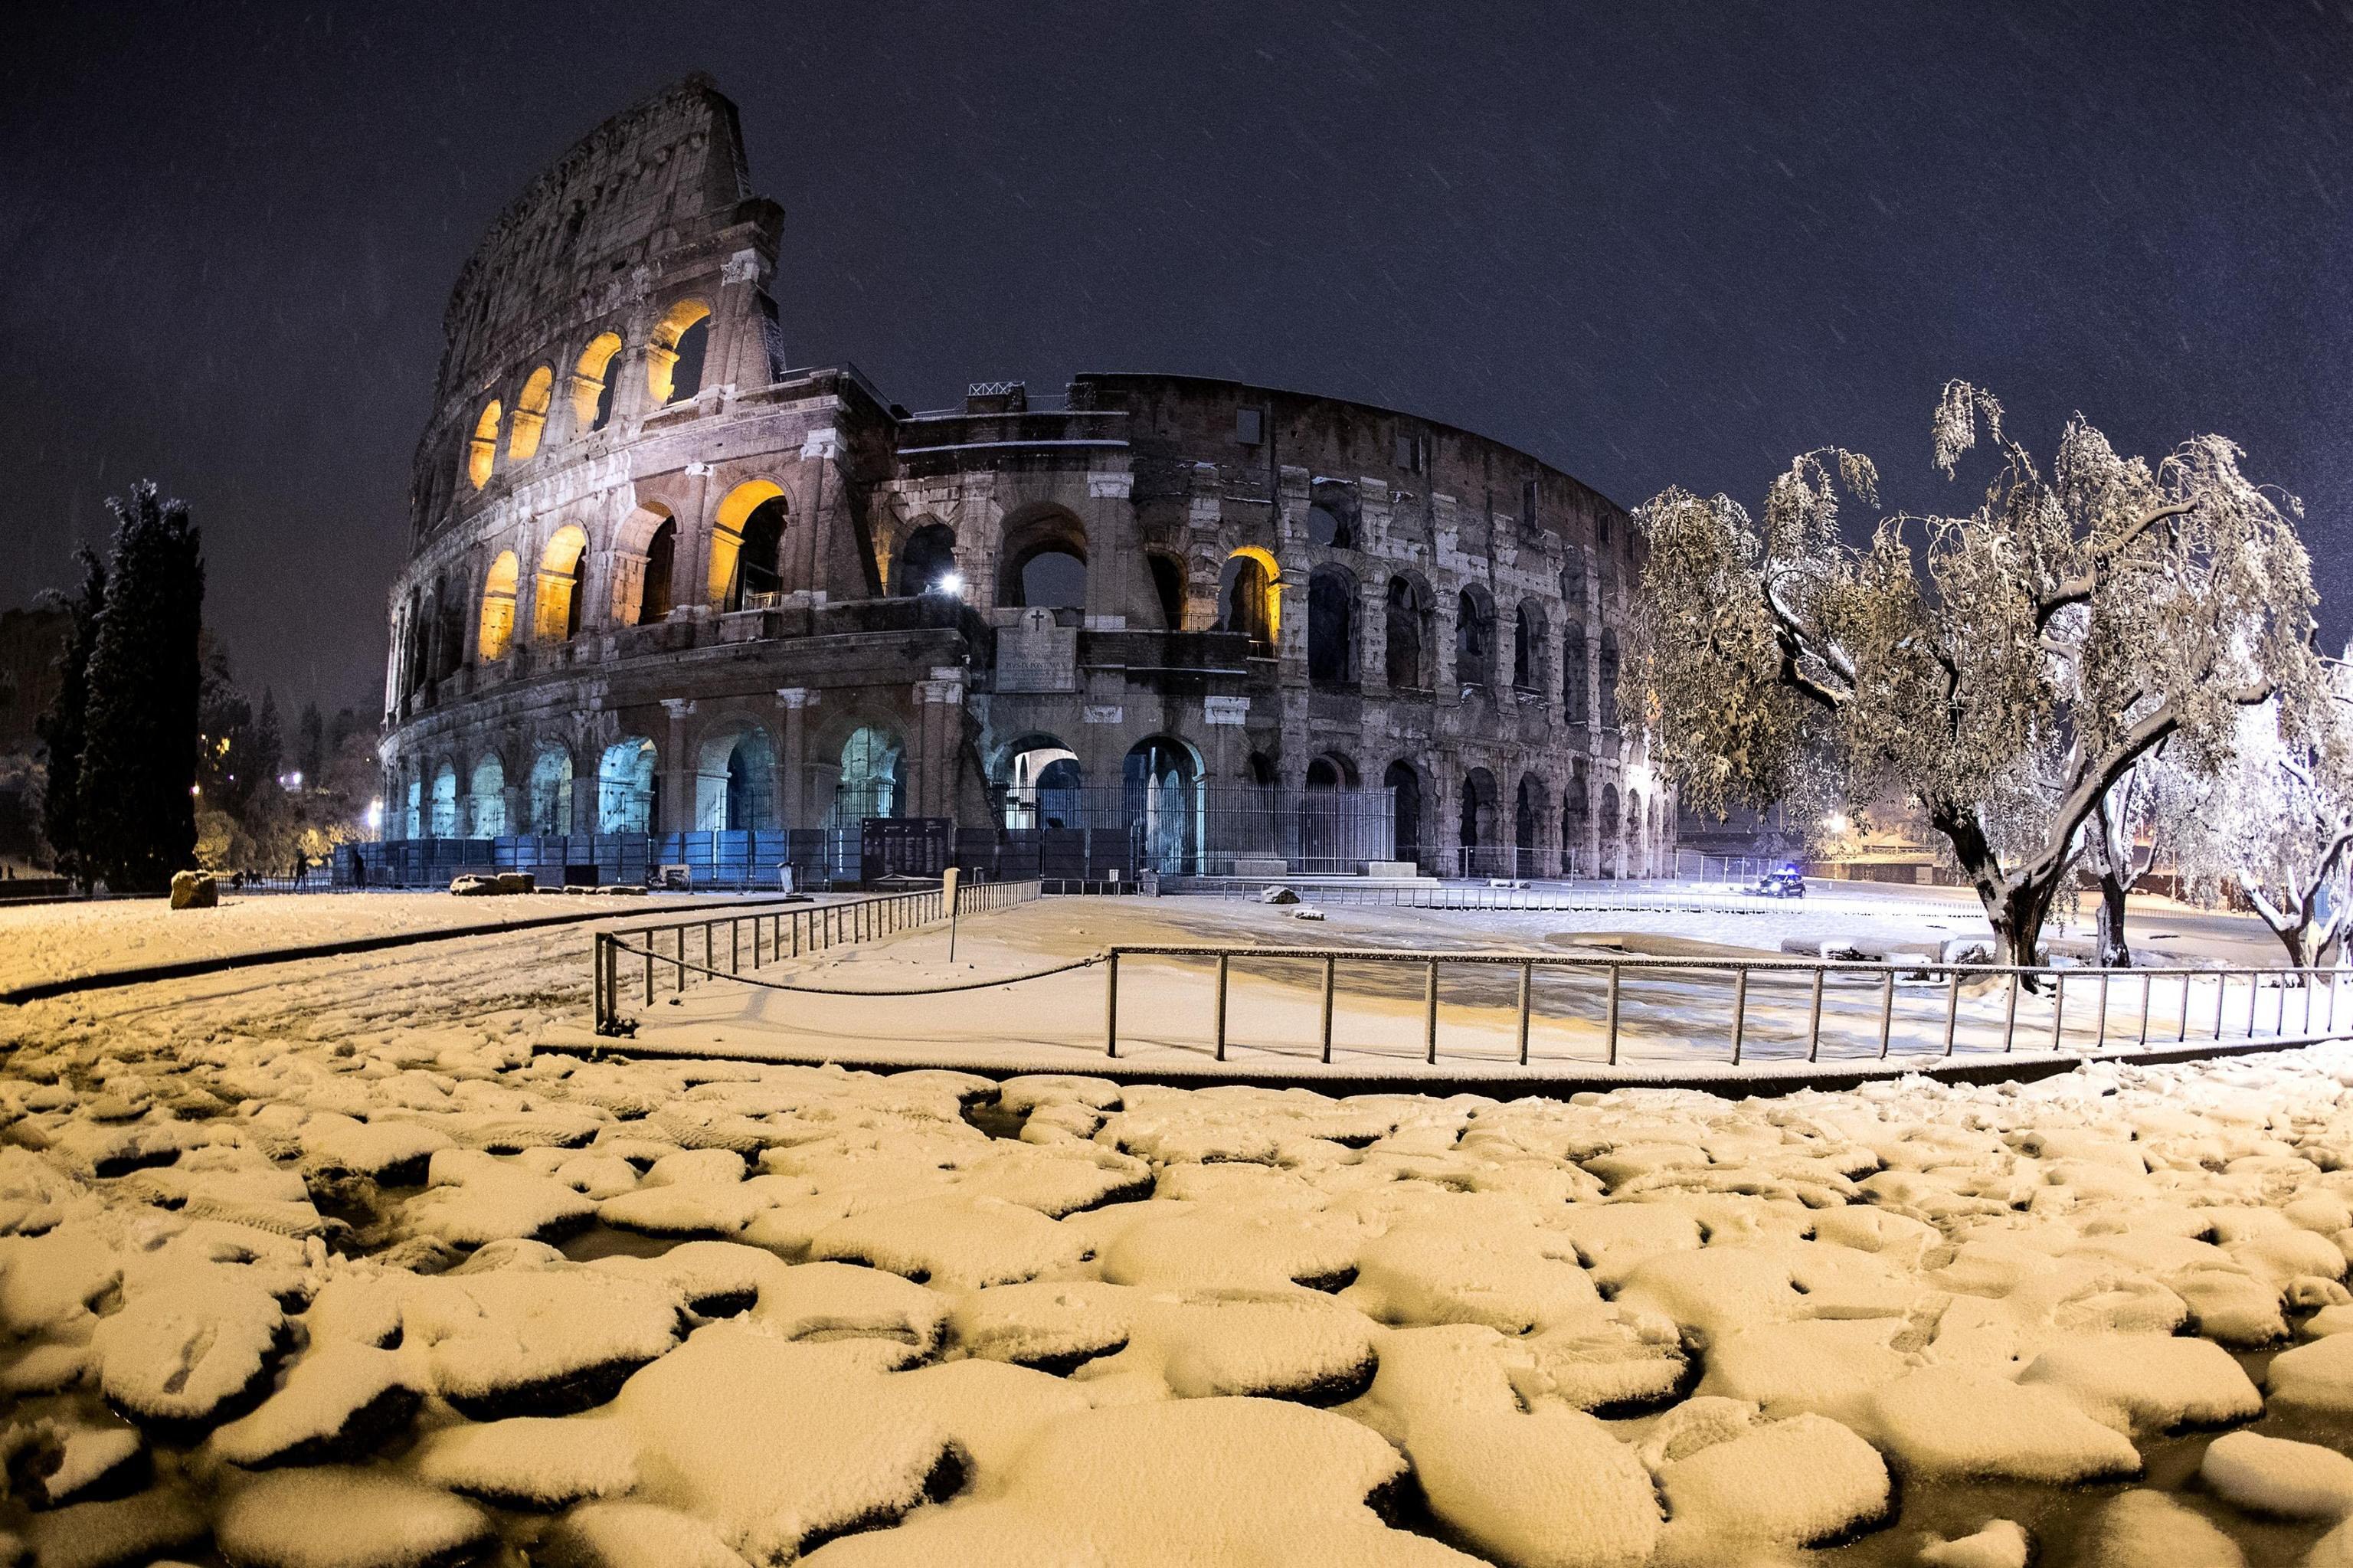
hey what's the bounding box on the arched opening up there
[468,755,507,837]
[1459,767,1497,873]
[998,734,1081,830]
[895,522,958,597]
[1125,736,1202,874]
[1563,761,1591,876]
[429,762,460,837]
[476,551,519,662]
[1455,588,1494,689]
[528,744,573,836]
[508,367,554,462]
[404,774,423,840]
[1386,574,1432,692]
[1147,552,1186,630]
[534,525,591,642]
[709,481,787,612]
[1599,782,1622,878]
[1512,603,1545,692]
[1515,773,1547,875]
[639,518,677,624]
[433,576,463,679]
[466,401,502,489]
[1386,760,1425,868]
[695,727,778,830]
[597,738,658,833]
[1307,567,1356,687]
[648,299,712,404]
[1598,629,1621,728]
[573,332,622,433]
[1560,545,1586,608]
[1000,509,1089,610]
[1628,790,1648,879]
[1301,751,1359,869]
[836,728,903,821]
[1305,480,1358,548]
[1563,622,1590,725]
[1218,548,1279,656]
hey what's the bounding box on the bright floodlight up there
[934,571,966,597]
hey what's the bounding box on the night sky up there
[3,1,2348,714]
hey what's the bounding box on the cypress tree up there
[78,482,205,893]
[296,700,325,786]
[254,688,283,788]
[35,548,106,888]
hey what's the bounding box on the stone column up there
[777,688,812,829]
[911,671,965,819]
[659,699,694,836]
[1085,470,1134,628]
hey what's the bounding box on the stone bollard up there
[169,870,218,909]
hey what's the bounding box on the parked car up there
[1752,866,1806,899]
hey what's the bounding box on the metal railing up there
[1097,946,2353,1068]
[592,879,1042,1032]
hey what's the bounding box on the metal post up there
[2137,971,2152,1047]
[1808,965,1827,1062]
[1517,960,1533,1066]
[2050,971,2065,1054]
[2002,971,2019,1052]
[705,921,713,978]
[731,920,739,976]
[1605,965,1622,1066]
[1730,967,1749,1065]
[2094,971,2109,1050]
[1321,956,1337,1065]
[643,944,653,1005]
[2177,971,2191,1043]
[1214,953,1230,1062]
[1878,967,1896,1058]
[1424,958,1439,1065]
[945,868,962,964]
[1942,967,1961,1056]
[677,927,688,993]
[1105,949,1120,1057]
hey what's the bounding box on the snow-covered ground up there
[8,893,2353,1566]
[628,887,2320,1075]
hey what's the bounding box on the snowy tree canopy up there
[1629,382,2322,965]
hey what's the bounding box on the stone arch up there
[1598,629,1622,728]
[1000,506,1089,610]
[573,331,623,432]
[1305,479,1358,548]
[694,722,778,831]
[1600,781,1622,878]
[476,550,519,662]
[648,298,712,404]
[1385,758,1428,867]
[527,741,574,836]
[601,502,679,627]
[1512,601,1548,691]
[431,574,463,679]
[1301,750,1360,871]
[1563,759,1591,876]
[1560,544,1587,608]
[1515,772,1549,871]
[1385,573,1434,692]
[466,401,501,489]
[1307,565,1358,687]
[467,753,507,837]
[995,732,1082,830]
[1146,551,1186,630]
[709,480,787,612]
[508,366,554,462]
[1459,766,1498,869]
[1218,548,1280,653]
[1563,621,1590,725]
[533,524,591,642]
[1455,584,1496,689]
[895,521,959,597]
[835,726,905,821]
[428,761,460,837]
[1125,735,1203,874]
[1627,788,1647,879]
[597,738,658,833]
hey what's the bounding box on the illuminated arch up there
[466,401,502,489]
[694,724,778,830]
[527,742,574,835]
[532,524,591,642]
[610,503,678,625]
[467,754,507,837]
[647,299,712,404]
[573,331,623,432]
[709,480,787,611]
[507,367,554,461]
[597,738,658,833]
[476,550,519,662]
[1217,547,1281,652]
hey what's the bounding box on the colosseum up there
[377,75,1673,887]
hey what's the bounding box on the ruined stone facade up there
[381,76,1672,878]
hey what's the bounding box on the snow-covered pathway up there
[10,901,2353,1565]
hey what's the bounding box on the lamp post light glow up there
[934,571,965,599]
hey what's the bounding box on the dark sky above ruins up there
[2,0,2348,712]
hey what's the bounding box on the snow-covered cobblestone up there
[8,912,2353,1563]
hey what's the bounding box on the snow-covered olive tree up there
[1628,382,2320,970]
[2177,674,2353,972]
[2080,747,2204,968]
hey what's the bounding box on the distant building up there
[379,77,1669,880]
